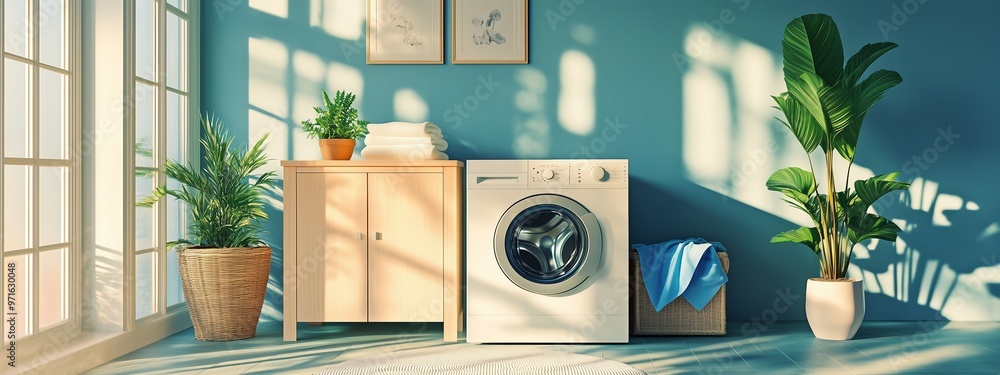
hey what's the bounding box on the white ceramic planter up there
[805,278,865,340]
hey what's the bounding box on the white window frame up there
[126,0,200,326]
[1,0,83,353]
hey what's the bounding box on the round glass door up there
[495,195,603,295]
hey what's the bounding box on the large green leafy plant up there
[138,115,277,249]
[768,14,910,280]
[301,90,369,140]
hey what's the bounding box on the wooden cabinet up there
[282,161,464,342]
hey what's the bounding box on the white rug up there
[317,344,646,374]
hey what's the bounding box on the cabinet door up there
[296,172,368,322]
[367,173,444,322]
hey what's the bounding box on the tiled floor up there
[84,321,1000,374]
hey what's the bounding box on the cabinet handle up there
[355,232,363,241]
[375,232,382,240]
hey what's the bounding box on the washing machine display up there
[494,195,604,295]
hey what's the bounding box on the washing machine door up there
[494,194,604,295]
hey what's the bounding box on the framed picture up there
[367,0,444,64]
[452,0,528,64]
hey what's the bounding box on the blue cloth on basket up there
[632,238,729,312]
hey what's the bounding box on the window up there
[2,0,80,341]
[132,0,194,321]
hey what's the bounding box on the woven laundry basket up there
[629,250,729,336]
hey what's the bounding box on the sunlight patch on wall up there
[394,89,429,122]
[293,50,326,100]
[512,67,550,158]
[682,64,731,183]
[249,108,293,170]
[310,0,364,40]
[980,222,999,242]
[290,50,328,161]
[557,50,595,136]
[570,24,596,45]
[679,24,806,225]
[249,0,288,19]
[326,62,365,97]
[249,37,289,119]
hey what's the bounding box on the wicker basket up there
[629,250,729,336]
[178,247,271,341]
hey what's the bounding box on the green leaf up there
[820,83,853,137]
[781,14,844,88]
[766,167,817,196]
[854,69,903,118]
[848,214,903,244]
[772,226,822,255]
[844,42,898,87]
[855,172,910,208]
[782,195,822,226]
[786,72,829,133]
[835,69,903,161]
[773,93,824,153]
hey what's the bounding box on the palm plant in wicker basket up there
[138,115,276,341]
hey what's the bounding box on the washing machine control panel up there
[527,160,628,188]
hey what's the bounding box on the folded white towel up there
[361,145,449,161]
[364,135,448,151]
[367,121,443,137]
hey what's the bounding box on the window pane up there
[166,91,186,161]
[167,248,183,305]
[166,13,186,90]
[135,170,157,250]
[136,252,157,319]
[165,176,184,307]
[39,248,68,329]
[136,0,156,81]
[3,255,32,336]
[167,0,185,13]
[39,166,68,247]
[38,0,66,68]
[3,0,29,57]
[3,166,32,251]
[166,178,183,242]
[39,68,68,160]
[3,59,31,158]
[135,82,156,168]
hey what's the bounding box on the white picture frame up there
[367,0,444,64]
[452,0,528,64]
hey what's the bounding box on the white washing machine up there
[466,159,629,343]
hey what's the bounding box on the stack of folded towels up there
[361,121,450,160]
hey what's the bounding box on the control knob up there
[540,169,555,181]
[590,166,608,182]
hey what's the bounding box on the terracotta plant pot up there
[319,139,356,160]
[805,278,865,340]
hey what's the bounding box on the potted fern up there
[301,89,369,160]
[767,14,910,340]
[138,115,276,341]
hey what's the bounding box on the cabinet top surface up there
[281,160,464,167]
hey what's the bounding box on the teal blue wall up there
[202,0,1000,323]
